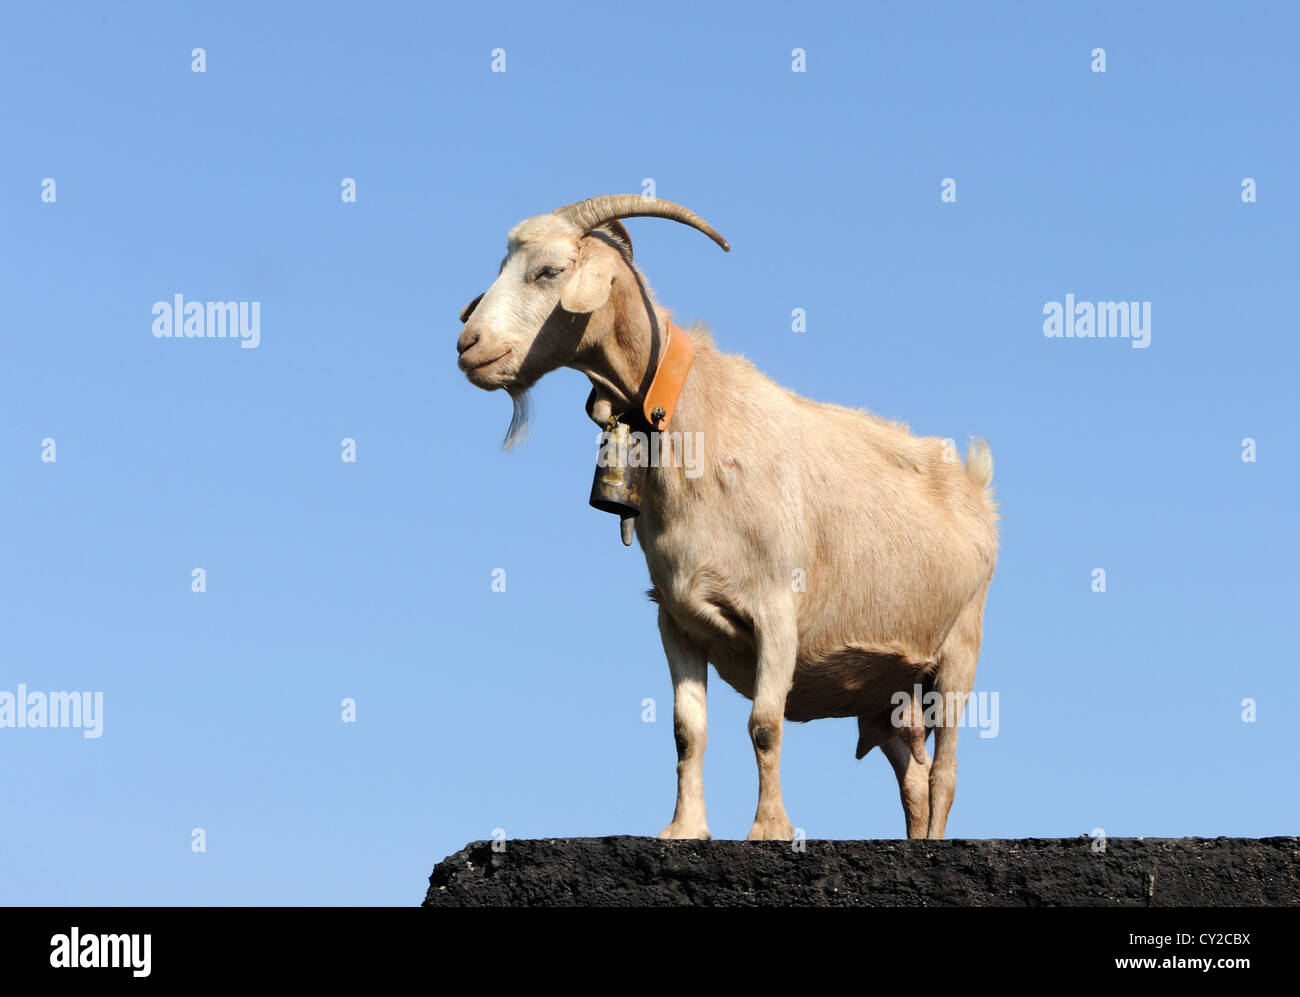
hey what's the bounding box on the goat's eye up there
[534,266,563,281]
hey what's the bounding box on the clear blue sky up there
[2,1,1296,905]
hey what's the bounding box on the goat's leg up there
[882,700,932,838]
[925,582,982,837]
[657,610,710,840]
[927,596,985,838]
[746,609,797,841]
[927,703,966,839]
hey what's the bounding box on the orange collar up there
[642,319,694,431]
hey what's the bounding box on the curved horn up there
[554,195,730,252]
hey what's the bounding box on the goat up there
[456,195,999,840]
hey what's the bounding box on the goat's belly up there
[702,641,928,724]
[656,578,935,723]
[783,650,925,722]
[704,643,757,700]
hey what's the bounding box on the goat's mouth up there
[462,348,514,387]
[468,349,512,372]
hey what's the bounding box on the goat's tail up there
[965,438,1000,521]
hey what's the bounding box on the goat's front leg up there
[747,606,797,841]
[657,610,710,840]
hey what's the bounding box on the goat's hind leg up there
[926,594,986,839]
[880,710,932,839]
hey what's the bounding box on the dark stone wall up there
[424,836,1300,907]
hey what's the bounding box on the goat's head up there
[457,195,728,442]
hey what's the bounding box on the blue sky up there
[1,1,1296,905]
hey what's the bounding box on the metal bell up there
[589,420,647,546]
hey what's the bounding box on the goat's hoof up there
[746,817,794,841]
[658,821,711,840]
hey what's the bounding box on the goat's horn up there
[554,195,730,253]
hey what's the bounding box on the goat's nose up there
[457,328,480,355]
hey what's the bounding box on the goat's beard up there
[503,387,531,450]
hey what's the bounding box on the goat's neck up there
[580,299,675,427]
[579,298,724,512]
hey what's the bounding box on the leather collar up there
[641,319,694,431]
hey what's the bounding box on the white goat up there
[457,196,999,840]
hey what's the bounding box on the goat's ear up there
[596,220,633,261]
[459,292,485,323]
[560,250,615,314]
